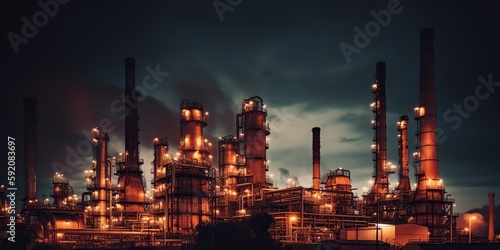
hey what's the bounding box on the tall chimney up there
[116,57,145,216]
[396,115,410,193]
[125,57,139,172]
[489,193,495,241]
[312,127,321,190]
[413,28,443,237]
[415,28,441,195]
[23,98,37,204]
[371,61,388,194]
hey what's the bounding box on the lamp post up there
[469,216,476,243]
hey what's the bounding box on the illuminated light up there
[290,216,297,221]
[154,138,158,142]
[205,112,209,115]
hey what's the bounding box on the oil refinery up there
[0,28,497,249]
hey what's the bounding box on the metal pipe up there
[312,127,321,190]
[23,98,37,204]
[396,115,410,193]
[488,193,495,241]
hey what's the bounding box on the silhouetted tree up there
[194,212,281,250]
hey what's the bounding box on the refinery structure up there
[0,28,497,249]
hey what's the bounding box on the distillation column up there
[370,62,389,195]
[116,57,145,217]
[152,138,168,219]
[171,99,213,232]
[217,135,239,218]
[396,116,411,193]
[312,127,321,190]
[23,98,38,206]
[153,138,168,184]
[413,28,444,237]
[92,128,109,227]
[179,99,211,164]
[238,96,270,184]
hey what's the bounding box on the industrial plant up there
[1,28,497,249]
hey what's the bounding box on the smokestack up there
[371,61,388,194]
[312,127,321,190]
[396,115,410,193]
[412,28,443,237]
[415,28,441,192]
[489,193,495,241]
[116,57,145,216]
[125,57,139,172]
[23,98,37,204]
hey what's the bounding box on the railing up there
[425,185,444,190]
[178,140,212,152]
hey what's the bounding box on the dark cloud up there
[340,137,361,143]
[2,0,500,214]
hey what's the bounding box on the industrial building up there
[0,28,497,249]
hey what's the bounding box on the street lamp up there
[469,216,476,243]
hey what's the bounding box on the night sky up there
[2,0,500,235]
